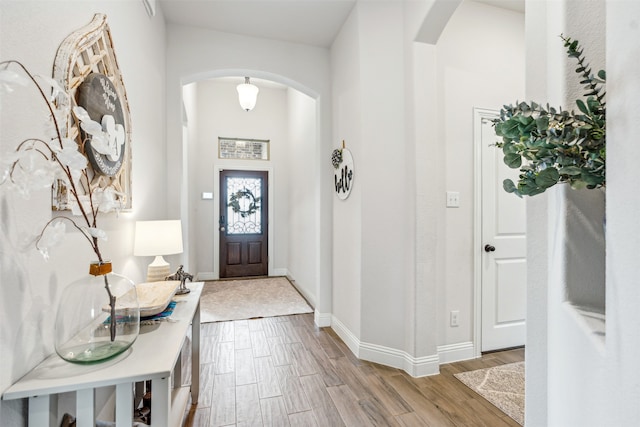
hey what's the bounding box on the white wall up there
[526,0,608,425]
[331,1,416,367]
[605,1,640,423]
[329,0,524,374]
[412,40,442,365]
[286,88,319,305]
[0,0,167,424]
[523,2,549,424]
[526,0,640,425]
[183,82,198,274]
[330,3,363,345]
[357,1,408,353]
[435,0,525,348]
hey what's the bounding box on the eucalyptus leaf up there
[503,179,518,194]
[517,115,532,124]
[559,165,582,175]
[535,168,560,188]
[496,120,520,139]
[581,171,605,186]
[502,143,519,155]
[536,118,550,133]
[504,153,522,169]
[576,99,589,114]
[527,187,547,197]
[519,181,541,196]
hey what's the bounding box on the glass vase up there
[55,261,140,364]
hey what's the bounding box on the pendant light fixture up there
[237,77,259,112]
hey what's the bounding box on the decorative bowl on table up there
[105,280,180,317]
[135,281,180,317]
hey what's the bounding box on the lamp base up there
[146,255,172,282]
[146,264,170,282]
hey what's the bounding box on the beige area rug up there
[199,276,313,323]
[454,362,525,426]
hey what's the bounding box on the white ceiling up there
[158,0,357,48]
[158,0,524,48]
[160,1,524,88]
[157,0,524,50]
[473,0,524,13]
[214,75,288,89]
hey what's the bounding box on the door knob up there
[484,244,496,252]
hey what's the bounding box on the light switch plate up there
[202,192,213,200]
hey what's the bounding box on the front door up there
[478,108,527,352]
[219,170,268,278]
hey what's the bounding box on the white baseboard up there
[360,343,440,377]
[330,316,360,357]
[196,270,289,281]
[196,272,216,281]
[285,276,317,310]
[314,311,332,328]
[437,341,476,364]
[331,316,440,378]
[272,268,288,276]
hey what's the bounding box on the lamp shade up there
[133,220,183,256]
[237,77,259,111]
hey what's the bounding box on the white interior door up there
[478,108,527,352]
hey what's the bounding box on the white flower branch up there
[0,60,122,263]
[34,216,105,261]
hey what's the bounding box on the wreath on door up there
[228,188,261,218]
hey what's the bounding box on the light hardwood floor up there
[180,313,524,427]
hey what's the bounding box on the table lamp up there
[134,220,184,282]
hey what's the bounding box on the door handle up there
[484,244,496,252]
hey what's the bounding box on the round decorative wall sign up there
[52,14,133,211]
[332,147,354,200]
[76,73,126,176]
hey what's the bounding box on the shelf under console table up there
[2,282,203,427]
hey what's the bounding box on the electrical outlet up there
[446,191,460,208]
[450,310,460,327]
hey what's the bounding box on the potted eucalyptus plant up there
[493,35,606,197]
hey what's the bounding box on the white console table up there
[2,282,203,427]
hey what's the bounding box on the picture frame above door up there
[218,137,270,160]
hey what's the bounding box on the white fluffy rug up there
[199,276,313,323]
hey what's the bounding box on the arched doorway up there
[179,71,325,321]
